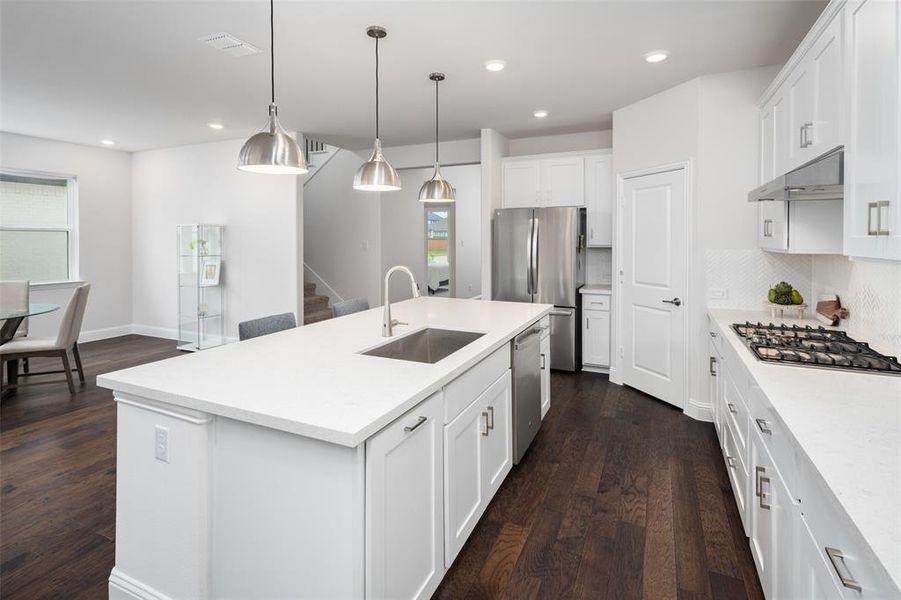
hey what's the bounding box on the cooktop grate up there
[731,322,901,376]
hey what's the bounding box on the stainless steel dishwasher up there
[512,325,543,464]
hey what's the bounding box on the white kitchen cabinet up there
[539,329,551,419]
[757,198,844,254]
[844,0,901,260]
[444,370,512,566]
[582,304,610,369]
[749,427,776,596]
[543,156,585,207]
[798,516,844,600]
[758,201,789,250]
[502,159,542,207]
[366,391,444,600]
[707,333,724,443]
[760,90,790,184]
[585,154,614,246]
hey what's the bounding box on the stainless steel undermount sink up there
[361,328,485,364]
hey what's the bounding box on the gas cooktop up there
[732,322,901,376]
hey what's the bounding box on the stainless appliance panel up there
[535,207,583,307]
[548,307,577,371]
[492,208,535,303]
[512,327,542,464]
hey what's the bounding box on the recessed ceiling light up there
[644,50,669,63]
[533,109,549,118]
[101,139,115,146]
[208,122,225,130]
[484,59,506,72]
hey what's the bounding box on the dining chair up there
[0,280,30,372]
[238,312,296,341]
[331,298,370,318]
[0,283,90,395]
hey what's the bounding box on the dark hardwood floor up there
[1,335,762,599]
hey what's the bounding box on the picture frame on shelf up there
[199,257,221,287]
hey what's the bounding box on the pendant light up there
[237,0,307,174]
[419,72,455,203]
[353,26,401,192]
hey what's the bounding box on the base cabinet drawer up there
[366,392,444,600]
[722,424,750,536]
[444,371,513,567]
[798,516,844,600]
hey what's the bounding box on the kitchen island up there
[98,297,552,600]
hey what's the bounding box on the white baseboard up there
[109,567,173,600]
[684,397,713,422]
[79,324,132,343]
[582,365,610,375]
[130,324,179,340]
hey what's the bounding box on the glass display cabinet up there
[177,224,225,351]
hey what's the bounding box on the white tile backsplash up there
[705,248,813,311]
[811,255,901,355]
[585,248,612,285]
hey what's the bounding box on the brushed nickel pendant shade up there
[354,26,401,192]
[419,72,455,203]
[237,0,307,175]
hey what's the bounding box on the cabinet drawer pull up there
[868,202,880,236]
[540,353,546,370]
[487,406,495,430]
[877,201,891,236]
[404,416,428,433]
[763,218,773,237]
[726,455,736,469]
[758,476,771,510]
[825,547,863,592]
[481,412,489,436]
[710,331,718,338]
[727,403,737,414]
[709,356,718,377]
[755,465,765,497]
[756,418,772,435]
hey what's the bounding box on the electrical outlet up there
[154,425,170,463]
[708,288,728,299]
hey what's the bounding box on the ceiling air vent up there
[199,32,261,57]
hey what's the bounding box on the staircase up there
[304,281,333,325]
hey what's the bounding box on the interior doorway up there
[425,206,454,297]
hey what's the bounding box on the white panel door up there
[443,393,486,567]
[502,160,541,208]
[480,371,512,501]
[366,392,444,600]
[585,155,613,245]
[583,309,610,367]
[542,157,585,207]
[621,168,686,408]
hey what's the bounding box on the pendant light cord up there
[435,78,439,163]
[269,0,275,104]
[375,35,380,140]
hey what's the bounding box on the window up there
[425,206,454,297]
[0,171,78,283]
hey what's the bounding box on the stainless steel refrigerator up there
[492,207,585,371]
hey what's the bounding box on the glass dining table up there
[0,303,60,345]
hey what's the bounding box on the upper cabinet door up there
[760,92,789,183]
[502,160,541,208]
[787,63,815,170]
[542,157,585,207]
[366,392,444,600]
[807,15,844,158]
[585,155,613,246]
[845,0,901,260]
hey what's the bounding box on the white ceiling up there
[0,0,825,152]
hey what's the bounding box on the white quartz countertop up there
[98,297,552,448]
[579,284,612,295]
[708,309,901,590]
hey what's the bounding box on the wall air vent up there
[199,32,261,57]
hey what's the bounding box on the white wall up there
[507,130,613,156]
[0,132,133,340]
[380,138,480,170]
[612,66,783,419]
[303,149,382,308]
[131,138,300,340]
[479,128,509,299]
[381,164,482,302]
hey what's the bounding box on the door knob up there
[662,297,682,307]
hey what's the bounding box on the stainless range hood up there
[748,147,843,203]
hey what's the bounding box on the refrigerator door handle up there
[531,216,540,301]
[525,215,535,295]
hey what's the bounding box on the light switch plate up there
[154,425,170,463]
